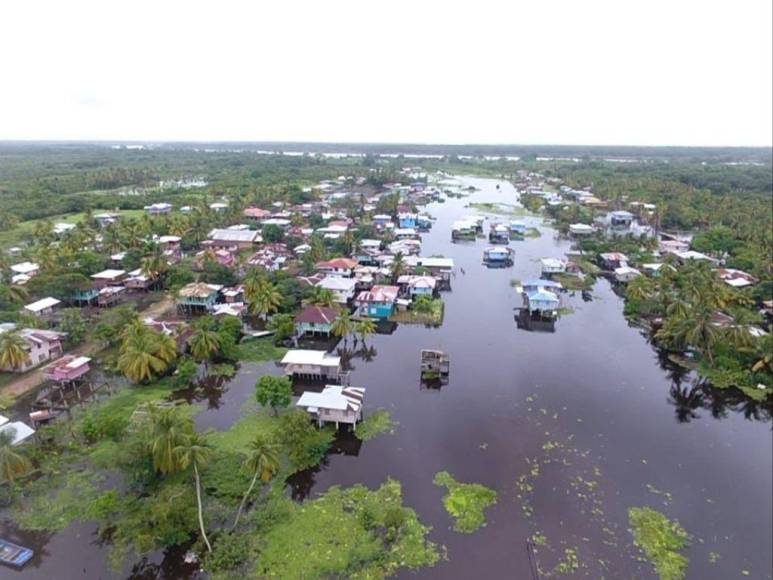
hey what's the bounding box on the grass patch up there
[390,298,444,326]
[356,409,397,441]
[628,507,690,580]
[554,272,595,291]
[433,471,497,533]
[13,469,103,531]
[237,338,288,363]
[524,227,541,238]
[467,202,531,217]
[209,406,282,454]
[252,480,440,578]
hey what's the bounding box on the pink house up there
[44,355,91,383]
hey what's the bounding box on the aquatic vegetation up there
[236,337,288,362]
[628,507,690,580]
[251,480,440,578]
[208,362,237,378]
[356,409,397,441]
[390,297,444,326]
[554,272,596,291]
[13,469,103,530]
[525,227,542,238]
[433,470,497,533]
[467,202,531,216]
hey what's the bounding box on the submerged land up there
[0,142,770,579]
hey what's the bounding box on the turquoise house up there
[70,287,99,305]
[354,285,399,319]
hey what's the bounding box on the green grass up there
[209,404,282,454]
[237,338,288,363]
[433,471,497,533]
[467,202,532,217]
[356,409,397,441]
[390,298,444,326]
[252,480,440,578]
[554,273,596,291]
[0,209,146,248]
[628,507,690,580]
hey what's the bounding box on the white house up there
[23,297,61,317]
[296,385,365,428]
[280,350,342,379]
[316,276,357,304]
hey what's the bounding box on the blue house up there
[354,285,399,319]
[398,212,418,229]
[416,216,433,231]
[177,282,222,313]
[509,221,527,237]
[483,246,514,266]
[524,289,560,315]
[70,287,99,305]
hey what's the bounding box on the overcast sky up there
[1,0,771,146]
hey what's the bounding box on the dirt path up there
[1,294,175,399]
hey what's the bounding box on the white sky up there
[1,0,771,146]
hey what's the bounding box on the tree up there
[305,286,337,308]
[261,223,284,243]
[355,318,377,346]
[189,327,222,365]
[232,434,280,529]
[140,250,167,282]
[175,431,214,553]
[246,278,282,320]
[626,276,655,301]
[148,405,191,475]
[118,324,177,382]
[0,429,32,491]
[331,311,355,347]
[60,308,87,346]
[0,332,30,371]
[255,375,292,416]
[390,252,405,283]
[267,313,295,345]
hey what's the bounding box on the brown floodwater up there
[2,176,771,579]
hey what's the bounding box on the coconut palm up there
[723,324,755,352]
[751,335,773,374]
[0,332,30,371]
[0,429,32,488]
[118,324,176,382]
[232,434,280,529]
[626,275,655,301]
[246,278,282,320]
[390,252,405,283]
[175,431,214,553]
[331,311,355,348]
[140,250,168,281]
[189,327,221,365]
[355,318,377,346]
[148,405,191,475]
[305,286,337,308]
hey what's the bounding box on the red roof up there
[316,258,357,270]
[243,207,271,218]
[355,285,399,304]
[295,305,339,325]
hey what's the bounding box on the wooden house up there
[397,275,436,298]
[23,297,61,317]
[510,221,527,238]
[599,252,628,270]
[489,224,510,244]
[0,327,64,372]
[207,228,261,250]
[484,246,514,266]
[316,258,357,278]
[420,349,449,381]
[354,285,399,319]
[97,285,126,307]
[125,269,154,291]
[540,258,567,276]
[295,305,339,337]
[280,349,342,380]
[44,355,91,384]
[296,385,365,429]
[524,289,560,316]
[316,276,357,304]
[614,266,642,283]
[90,269,127,289]
[177,282,222,313]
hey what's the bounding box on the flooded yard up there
[3,176,771,579]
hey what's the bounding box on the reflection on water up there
[7,175,772,580]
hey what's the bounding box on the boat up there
[0,538,34,568]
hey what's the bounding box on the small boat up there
[0,538,34,568]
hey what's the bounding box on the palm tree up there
[148,405,191,475]
[723,325,755,352]
[626,276,655,301]
[189,327,221,365]
[118,324,176,382]
[140,250,168,282]
[355,318,377,346]
[331,311,355,348]
[246,278,282,320]
[751,335,773,374]
[0,429,32,491]
[390,252,405,283]
[0,332,30,371]
[175,431,214,553]
[305,286,337,308]
[232,434,280,529]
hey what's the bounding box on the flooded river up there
[3,176,771,579]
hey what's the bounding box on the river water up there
[2,176,771,579]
